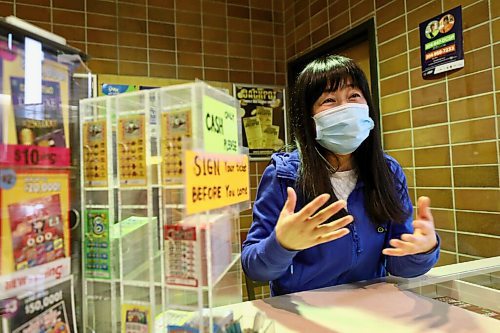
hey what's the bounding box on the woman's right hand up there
[275,187,353,251]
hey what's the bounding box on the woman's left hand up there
[382,196,438,256]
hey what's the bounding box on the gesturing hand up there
[382,196,438,256]
[275,187,353,251]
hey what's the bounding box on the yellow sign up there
[202,95,238,154]
[185,150,250,214]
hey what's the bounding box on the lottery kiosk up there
[80,81,253,332]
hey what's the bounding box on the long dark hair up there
[290,55,409,225]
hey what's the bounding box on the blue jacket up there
[241,150,440,296]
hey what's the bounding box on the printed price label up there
[0,144,70,167]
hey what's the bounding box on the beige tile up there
[410,68,445,89]
[378,35,406,61]
[415,147,450,167]
[454,166,499,188]
[432,208,455,230]
[407,28,419,50]
[380,73,408,96]
[382,111,411,131]
[416,188,453,209]
[439,230,456,252]
[381,92,410,114]
[387,149,413,167]
[493,0,500,19]
[414,125,449,147]
[464,24,490,50]
[403,168,415,187]
[452,142,498,165]
[462,0,489,29]
[376,0,404,26]
[448,47,492,79]
[377,16,405,43]
[412,104,448,127]
[408,49,420,70]
[449,94,495,121]
[379,53,408,79]
[415,168,452,187]
[406,0,441,31]
[450,118,496,144]
[457,234,500,257]
[383,130,412,150]
[456,211,500,236]
[435,252,457,267]
[455,189,500,212]
[411,83,446,108]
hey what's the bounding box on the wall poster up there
[233,85,287,159]
[419,6,464,78]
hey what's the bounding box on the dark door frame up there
[287,18,379,111]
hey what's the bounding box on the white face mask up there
[313,103,374,155]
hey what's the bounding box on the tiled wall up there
[0,0,286,85]
[284,0,500,267]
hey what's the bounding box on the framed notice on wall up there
[233,84,287,159]
[419,6,464,78]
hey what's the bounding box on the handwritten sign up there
[202,95,238,154]
[184,150,249,214]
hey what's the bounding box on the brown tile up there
[408,49,422,70]
[464,24,490,50]
[456,211,500,236]
[432,208,455,230]
[415,147,450,167]
[415,168,452,188]
[230,70,253,84]
[204,14,227,29]
[204,41,227,55]
[150,64,176,78]
[176,25,201,40]
[449,94,495,121]
[493,0,500,18]
[87,0,116,15]
[251,20,274,35]
[0,2,13,16]
[228,43,252,57]
[329,0,349,17]
[253,59,274,72]
[177,52,202,66]
[149,36,175,50]
[376,0,404,26]
[229,57,252,71]
[203,27,227,42]
[88,59,118,74]
[176,0,201,11]
[379,53,408,79]
[310,24,328,45]
[149,50,176,64]
[254,71,275,85]
[410,68,445,89]
[118,32,147,48]
[496,68,500,91]
[295,7,310,28]
[253,33,274,46]
[383,130,411,150]
[435,252,457,267]
[87,43,117,59]
[148,0,174,7]
[377,16,405,44]
[380,73,408,96]
[387,150,413,168]
[449,48,491,79]
[329,12,350,36]
[88,14,116,30]
[378,35,406,61]
[457,255,476,263]
[414,125,449,147]
[177,39,202,53]
[53,0,84,11]
[118,18,147,33]
[119,61,148,76]
[17,0,49,5]
[148,22,175,36]
[227,17,251,32]
[407,0,441,31]
[204,68,229,82]
[251,8,273,22]
[53,9,85,26]
[381,92,410,114]
[454,166,499,188]
[407,28,419,50]
[351,0,374,23]
[416,188,453,209]
[411,83,446,108]
[452,142,498,166]
[403,168,415,187]
[204,1,227,17]
[17,4,50,22]
[457,234,500,257]
[455,189,500,212]
[251,0,269,9]
[451,118,496,144]
[406,0,428,11]
[375,0,392,7]
[253,46,274,59]
[412,103,448,127]
[176,10,201,25]
[310,8,328,31]
[494,43,500,67]
[382,111,410,131]
[118,3,147,19]
[439,230,456,252]
[462,1,489,29]
[178,66,203,80]
[53,25,85,42]
[310,0,327,16]
[443,0,481,11]
[204,55,228,68]
[149,7,174,22]
[87,29,117,44]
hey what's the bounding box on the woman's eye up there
[322,97,336,104]
[350,93,361,99]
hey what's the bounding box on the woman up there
[241,55,439,296]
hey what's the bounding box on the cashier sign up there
[185,150,250,214]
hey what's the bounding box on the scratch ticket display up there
[164,225,197,287]
[8,194,65,272]
[83,209,110,279]
[118,116,146,187]
[0,275,77,333]
[83,121,108,187]
[121,304,151,333]
[161,110,191,184]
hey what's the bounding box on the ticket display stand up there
[80,81,250,333]
[0,17,86,333]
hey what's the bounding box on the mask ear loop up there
[314,145,338,174]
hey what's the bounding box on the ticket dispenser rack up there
[0,17,87,333]
[80,81,250,333]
